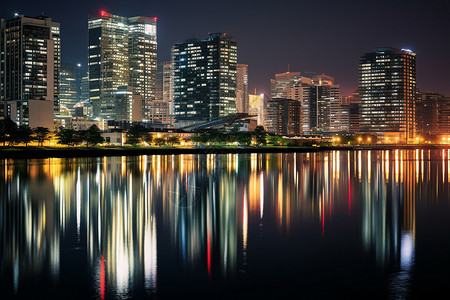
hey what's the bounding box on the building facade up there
[154,61,174,127]
[172,33,237,128]
[416,92,450,136]
[88,11,157,121]
[60,63,82,116]
[236,64,249,113]
[265,98,302,135]
[0,14,60,128]
[359,48,416,142]
[249,93,265,126]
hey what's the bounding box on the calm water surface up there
[2,150,450,299]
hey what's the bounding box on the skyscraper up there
[0,14,60,128]
[236,64,249,113]
[60,63,82,116]
[152,62,174,127]
[359,48,416,142]
[305,75,340,133]
[172,33,237,128]
[88,11,157,121]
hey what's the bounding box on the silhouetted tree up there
[56,127,81,146]
[82,125,104,146]
[0,118,17,146]
[166,136,180,146]
[252,126,267,145]
[126,124,148,146]
[33,127,51,146]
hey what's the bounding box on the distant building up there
[270,72,301,99]
[102,86,142,123]
[155,62,174,127]
[265,98,302,135]
[349,91,361,133]
[60,63,82,116]
[80,75,89,101]
[416,92,450,136]
[330,96,350,133]
[304,79,340,133]
[359,48,416,142]
[0,14,60,128]
[172,33,237,128]
[88,11,157,121]
[236,64,249,113]
[249,93,265,126]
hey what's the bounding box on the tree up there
[82,125,104,146]
[0,118,17,146]
[252,126,267,145]
[56,127,81,146]
[235,132,252,146]
[16,126,34,146]
[267,135,285,146]
[166,136,180,146]
[33,127,51,146]
[126,124,148,146]
[153,137,166,146]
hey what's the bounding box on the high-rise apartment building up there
[172,33,237,128]
[236,64,249,113]
[88,11,157,121]
[359,48,416,142]
[0,14,60,128]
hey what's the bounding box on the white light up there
[77,63,81,67]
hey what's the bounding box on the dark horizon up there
[3,0,449,97]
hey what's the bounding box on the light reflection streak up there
[0,150,446,298]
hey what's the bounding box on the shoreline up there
[1,144,450,159]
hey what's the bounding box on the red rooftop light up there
[100,10,107,16]
[153,17,158,21]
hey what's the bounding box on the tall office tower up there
[60,63,82,115]
[416,92,450,136]
[359,48,416,142]
[0,14,60,128]
[88,11,157,121]
[270,72,301,99]
[236,64,249,113]
[265,98,302,135]
[249,93,265,126]
[172,33,237,128]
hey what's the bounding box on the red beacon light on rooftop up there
[153,17,158,21]
[100,10,108,16]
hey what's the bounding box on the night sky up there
[3,0,450,97]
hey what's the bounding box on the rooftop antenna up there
[254,88,257,95]
[287,64,290,73]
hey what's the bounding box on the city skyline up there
[2,0,449,98]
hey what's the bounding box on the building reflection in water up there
[1,150,449,297]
